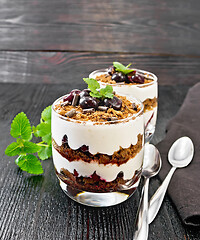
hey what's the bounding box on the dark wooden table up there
[0,1,200,239]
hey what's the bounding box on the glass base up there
[59,179,138,207]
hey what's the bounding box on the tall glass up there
[89,69,158,143]
[52,96,144,207]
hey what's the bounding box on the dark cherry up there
[117,171,124,178]
[79,145,89,153]
[74,169,79,177]
[107,66,115,76]
[125,76,131,83]
[63,93,74,103]
[63,89,81,103]
[90,172,101,182]
[112,72,127,83]
[131,74,145,84]
[79,96,98,109]
[111,72,122,82]
[71,89,81,94]
[121,73,128,82]
[103,96,122,110]
[98,99,105,106]
[62,134,69,147]
[79,89,91,98]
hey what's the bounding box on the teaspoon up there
[133,144,161,240]
[148,136,194,224]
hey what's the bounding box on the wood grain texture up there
[0,82,200,239]
[0,51,200,85]
[0,0,200,55]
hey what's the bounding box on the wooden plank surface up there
[0,51,200,85]
[1,82,200,239]
[0,0,200,55]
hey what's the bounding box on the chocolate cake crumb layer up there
[143,97,157,112]
[52,134,143,165]
[57,168,142,192]
[54,95,141,123]
[96,74,153,85]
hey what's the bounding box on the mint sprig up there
[5,106,52,175]
[113,62,134,75]
[83,78,114,99]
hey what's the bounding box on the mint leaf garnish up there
[10,112,32,140]
[5,142,21,156]
[36,122,51,137]
[41,106,51,123]
[5,106,52,175]
[83,78,100,93]
[113,62,134,75]
[16,155,43,174]
[38,145,52,160]
[100,85,113,99]
[89,91,102,98]
[42,134,52,145]
[84,78,113,99]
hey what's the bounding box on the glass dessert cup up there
[89,69,158,143]
[52,96,144,207]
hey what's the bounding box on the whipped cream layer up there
[52,98,144,156]
[52,146,144,182]
[89,69,158,103]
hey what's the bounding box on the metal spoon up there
[148,136,194,224]
[133,144,162,240]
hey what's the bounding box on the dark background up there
[0,0,200,239]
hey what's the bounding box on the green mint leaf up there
[84,78,114,99]
[16,155,43,174]
[21,142,40,154]
[103,92,114,98]
[126,63,132,68]
[32,126,39,137]
[100,85,113,99]
[36,122,51,137]
[5,142,21,156]
[16,138,24,146]
[42,134,52,145]
[113,62,134,75]
[41,106,51,123]
[10,112,32,140]
[90,91,102,98]
[38,145,52,160]
[83,78,100,92]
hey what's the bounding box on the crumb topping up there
[54,95,142,123]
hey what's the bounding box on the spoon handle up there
[148,166,176,224]
[133,177,149,240]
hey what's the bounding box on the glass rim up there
[89,68,158,87]
[52,94,144,125]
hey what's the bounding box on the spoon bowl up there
[168,136,194,168]
[143,144,162,178]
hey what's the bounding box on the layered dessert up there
[89,62,158,141]
[51,79,144,206]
